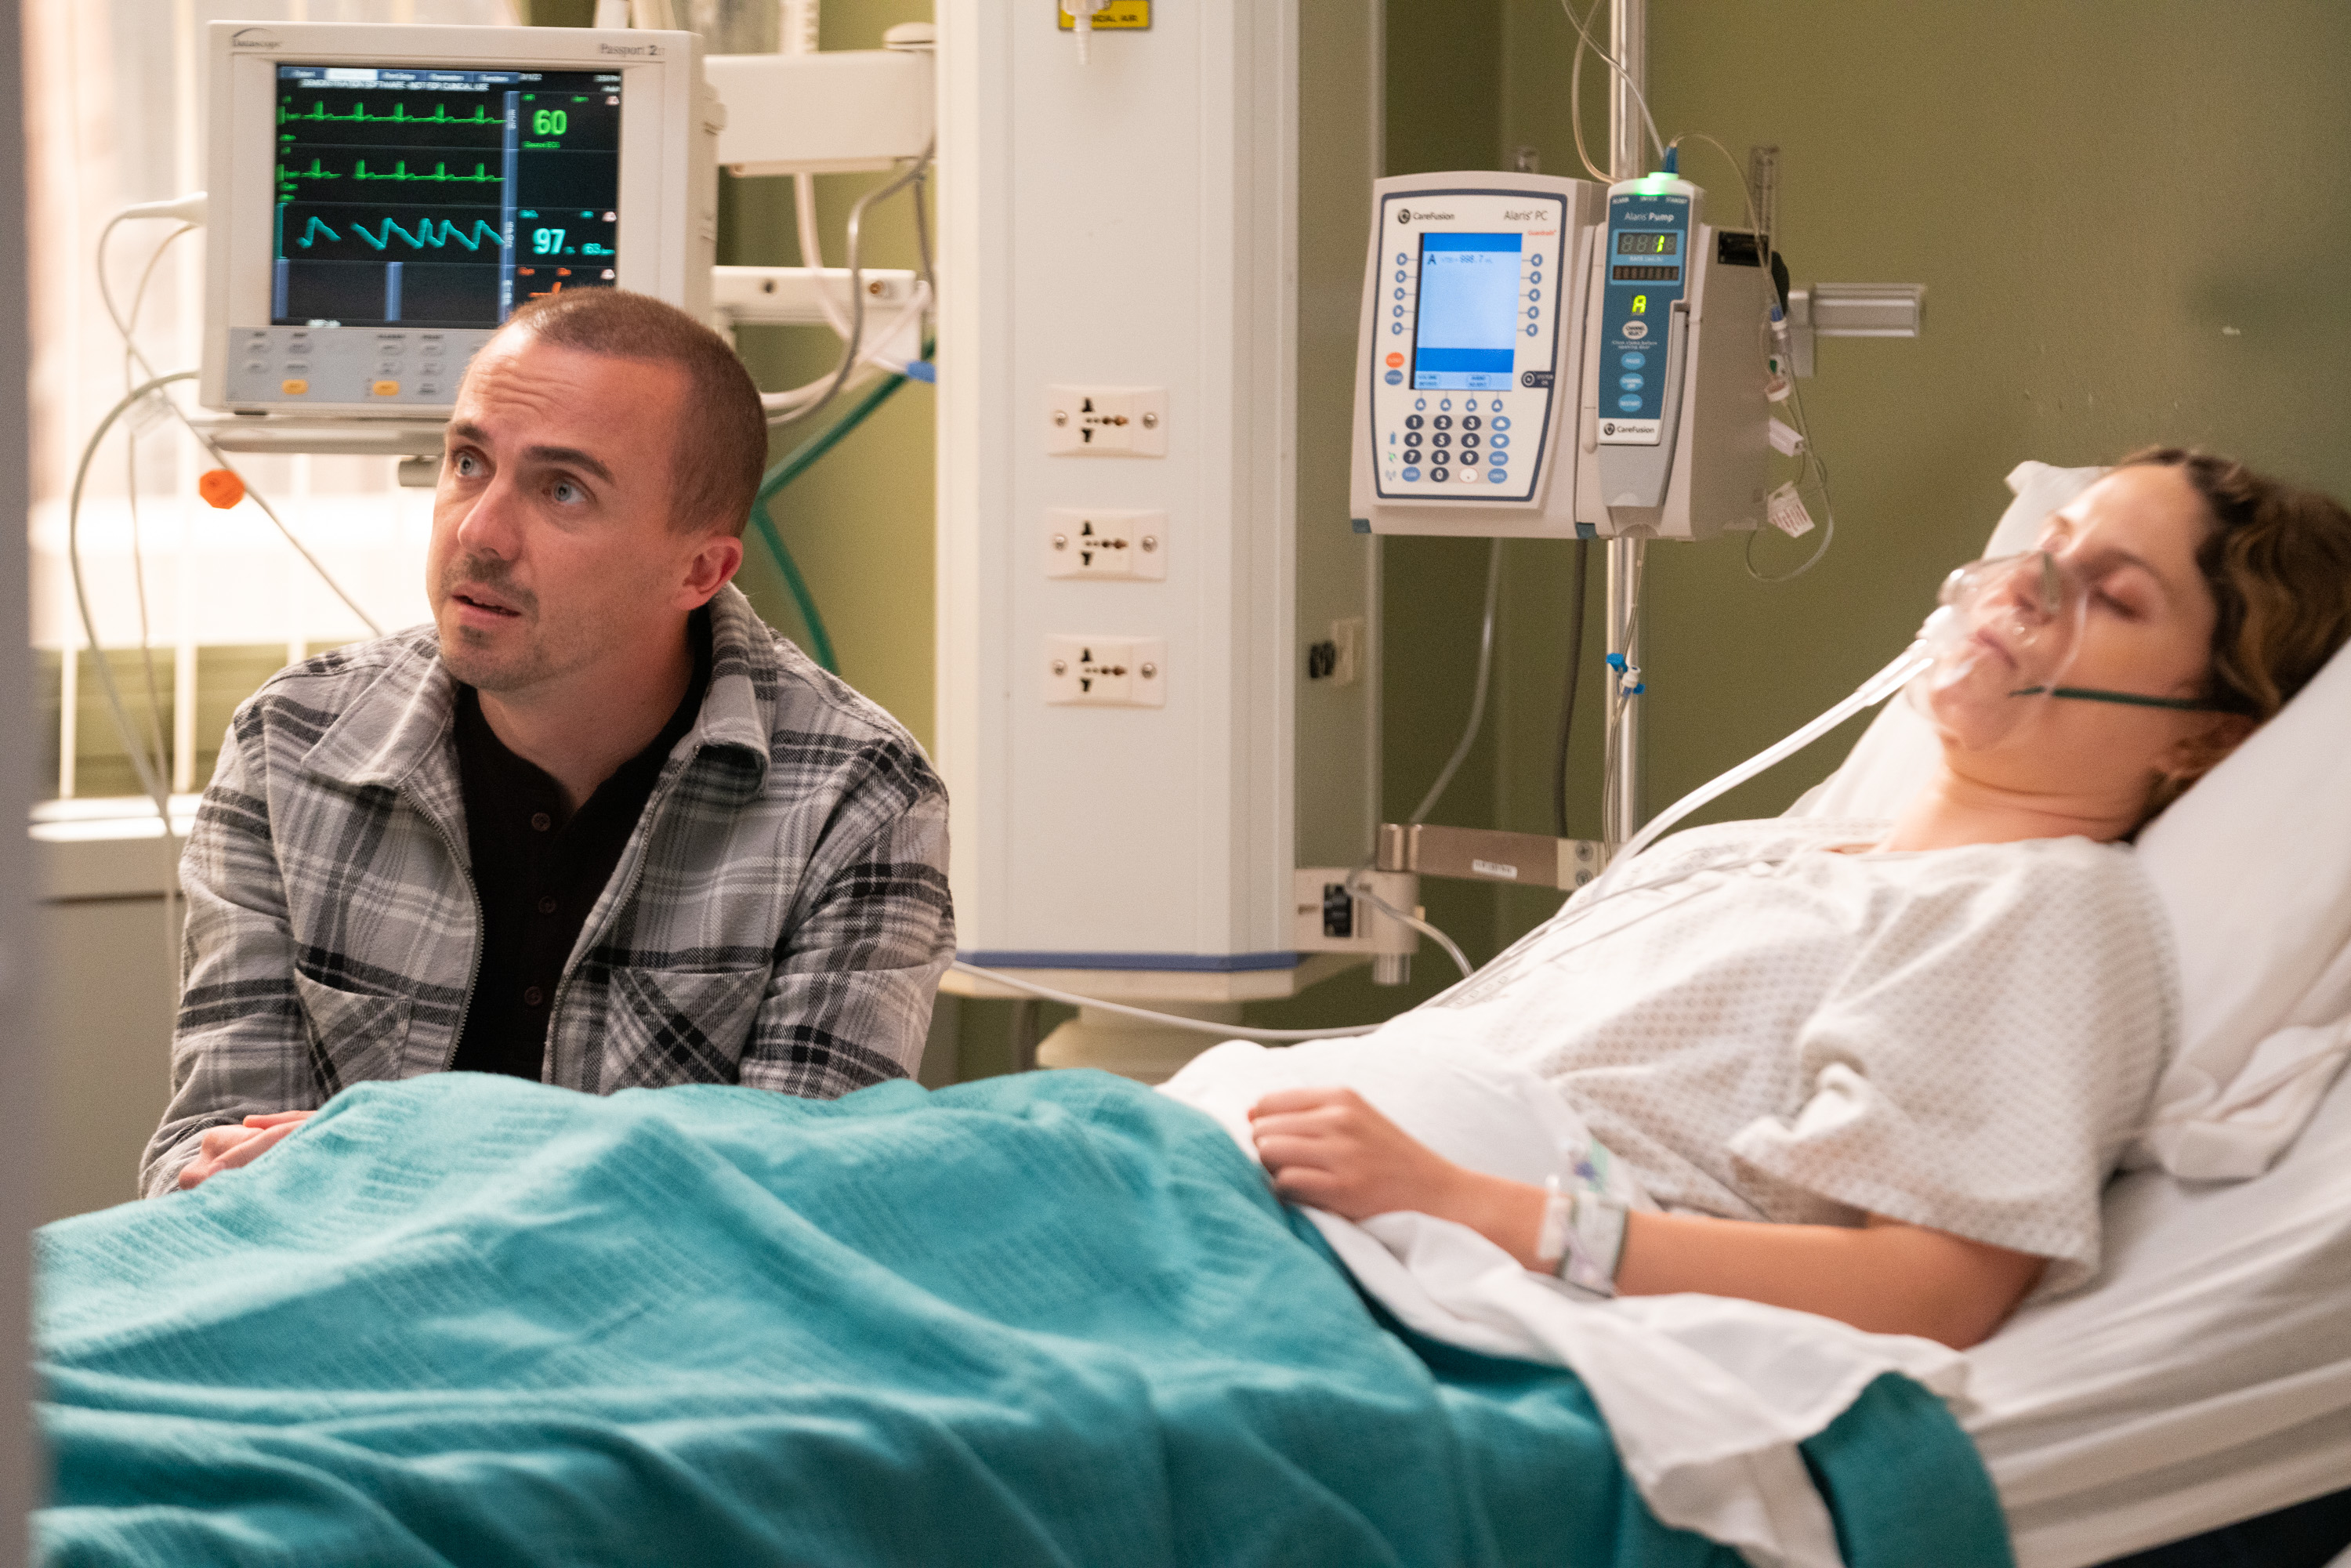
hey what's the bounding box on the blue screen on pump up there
[1412,232,1521,389]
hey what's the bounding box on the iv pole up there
[1603,0,1646,845]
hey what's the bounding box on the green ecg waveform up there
[278,99,501,127]
[352,159,500,184]
[277,158,498,186]
[294,216,505,252]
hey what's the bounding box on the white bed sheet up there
[1968,1060,2351,1567]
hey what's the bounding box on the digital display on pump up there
[1411,231,1523,390]
[1616,231,1679,255]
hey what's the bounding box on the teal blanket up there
[37,1072,2010,1566]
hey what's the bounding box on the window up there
[24,0,505,803]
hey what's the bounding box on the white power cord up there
[1407,538,1503,826]
[759,144,935,425]
[96,205,382,636]
[1557,0,1665,177]
[1343,874,1473,980]
[794,172,854,339]
[948,962,1379,1043]
[66,372,200,818]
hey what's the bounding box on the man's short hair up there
[498,288,766,536]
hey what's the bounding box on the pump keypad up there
[1371,188,1566,505]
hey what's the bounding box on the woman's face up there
[1920,464,2239,806]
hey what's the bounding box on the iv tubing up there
[1580,646,1934,905]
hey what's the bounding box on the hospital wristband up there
[1538,1177,1628,1297]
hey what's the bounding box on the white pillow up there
[1789,461,2351,1179]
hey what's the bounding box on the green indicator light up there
[1634,173,1677,194]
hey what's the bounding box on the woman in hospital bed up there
[1242,448,2351,1351]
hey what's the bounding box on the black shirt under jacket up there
[447,609,714,1081]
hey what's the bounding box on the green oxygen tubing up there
[747,353,933,673]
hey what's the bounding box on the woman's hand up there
[1247,1086,1468,1220]
[1248,1087,1552,1266]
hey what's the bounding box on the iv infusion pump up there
[1350,170,1773,541]
[198,20,715,429]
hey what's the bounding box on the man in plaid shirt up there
[143,289,954,1197]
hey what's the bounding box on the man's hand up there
[1247,1087,1472,1222]
[175,1110,315,1191]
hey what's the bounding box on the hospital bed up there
[1794,463,2351,1566]
[31,465,2351,1566]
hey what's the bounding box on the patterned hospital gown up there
[1415,819,2178,1291]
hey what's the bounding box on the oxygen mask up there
[1907,551,2088,746]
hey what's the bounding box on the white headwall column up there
[2,0,43,1552]
[936,1,1299,969]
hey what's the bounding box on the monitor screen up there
[273,63,623,329]
[1412,232,1522,391]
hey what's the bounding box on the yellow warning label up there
[1058,1,1150,30]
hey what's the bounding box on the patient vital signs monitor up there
[201,21,715,422]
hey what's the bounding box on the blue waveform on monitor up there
[292,215,503,252]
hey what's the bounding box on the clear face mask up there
[1909,552,2089,748]
[1912,550,2235,741]
[1578,547,2237,906]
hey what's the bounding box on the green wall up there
[1498,0,2351,859]
[1362,0,2351,991]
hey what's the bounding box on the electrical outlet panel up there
[1044,636,1168,707]
[1042,386,1169,456]
[1291,867,1419,955]
[1045,508,1167,578]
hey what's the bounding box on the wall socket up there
[1045,509,1167,579]
[1305,617,1364,686]
[1044,636,1168,707]
[1042,386,1169,456]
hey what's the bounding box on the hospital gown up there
[1409,819,2177,1291]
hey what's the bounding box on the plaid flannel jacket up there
[142,585,954,1197]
